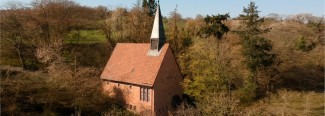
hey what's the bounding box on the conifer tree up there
[199,14,230,39]
[238,1,275,78]
[148,0,157,16]
[142,0,148,8]
[237,1,276,103]
[142,0,157,16]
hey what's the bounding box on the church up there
[100,4,183,116]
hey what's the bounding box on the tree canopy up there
[198,14,230,39]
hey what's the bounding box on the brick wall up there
[102,46,183,116]
[153,47,183,116]
[102,81,153,115]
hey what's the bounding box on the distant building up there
[100,4,182,116]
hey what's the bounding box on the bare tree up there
[0,2,31,68]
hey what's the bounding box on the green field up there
[64,30,106,44]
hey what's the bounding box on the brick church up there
[100,4,183,116]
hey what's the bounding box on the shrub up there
[295,35,315,52]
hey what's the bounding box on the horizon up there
[0,0,324,18]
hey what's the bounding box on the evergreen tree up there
[148,0,157,16]
[142,0,157,16]
[199,14,230,39]
[237,1,276,103]
[142,0,148,8]
[238,1,275,76]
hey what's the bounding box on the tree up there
[295,35,315,52]
[107,8,129,42]
[142,0,157,16]
[129,1,154,43]
[148,0,157,16]
[238,1,275,74]
[182,41,225,101]
[236,1,277,101]
[198,14,231,96]
[100,20,115,48]
[142,0,148,8]
[1,4,28,68]
[198,14,230,39]
[185,18,204,37]
[169,5,185,55]
[266,13,283,22]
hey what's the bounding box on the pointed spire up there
[148,4,166,56]
[150,4,166,41]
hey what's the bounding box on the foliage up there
[198,14,230,39]
[102,105,137,116]
[142,0,157,16]
[174,92,239,116]
[236,2,277,102]
[167,6,193,56]
[179,11,231,106]
[306,17,325,33]
[0,68,116,115]
[0,4,35,68]
[295,35,307,51]
[181,38,227,101]
[237,1,276,73]
[237,74,257,104]
[1,0,324,115]
[100,6,154,45]
[0,0,107,70]
[183,14,231,104]
[295,35,315,52]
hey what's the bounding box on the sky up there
[1,0,324,18]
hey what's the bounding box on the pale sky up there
[1,0,324,18]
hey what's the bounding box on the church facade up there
[100,5,182,116]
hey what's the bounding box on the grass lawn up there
[64,30,106,44]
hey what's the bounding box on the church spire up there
[148,3,166,56]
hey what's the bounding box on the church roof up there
[100,43,170,87]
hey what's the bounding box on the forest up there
[1,0,324,115]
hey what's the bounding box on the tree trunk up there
[105,29,113,48]
[16,46,24,68]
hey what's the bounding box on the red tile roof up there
[100,43,170,87]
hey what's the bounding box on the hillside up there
[0,0,324,115]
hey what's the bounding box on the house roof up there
[100,43,170,87]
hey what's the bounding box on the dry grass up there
[241,89,324,116]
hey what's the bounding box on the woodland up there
[0,0,324,115]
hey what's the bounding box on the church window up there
[140,88,143,100]
[144,88,147,101]
[140,87,150,102]
[147,89,150,102]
